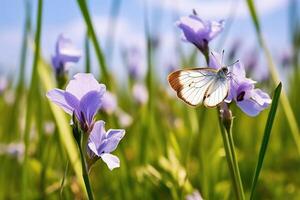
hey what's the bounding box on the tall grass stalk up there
[246,0,300,156]
[21,0,43,199]
[250,83,282,199]
[217,108,245,200]
[76,0,110,86]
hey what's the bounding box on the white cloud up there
[147,0,288,19]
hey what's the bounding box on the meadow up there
[0,0,300,199]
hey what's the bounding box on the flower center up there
[237,91,245,102]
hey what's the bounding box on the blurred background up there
[0,0,300,199]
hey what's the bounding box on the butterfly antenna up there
[221,49,225,66]
[226,60,239,68]
[193,9,198,15]
[211,52,223,67]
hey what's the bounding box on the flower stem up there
[78,138,94,200]
[227,123,245,200]
[217,109,245,200]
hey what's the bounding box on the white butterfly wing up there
[203,78,228,107]
[168,68,217,106]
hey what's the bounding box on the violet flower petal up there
[79,91,103,125]
[208,20,225,40]
[101,129,125,153]
[251,88,272,107]
[237,99,263,117]
[46,89,74,114]
[66,73,106,100]
[100,153,120,170]
[56,34,81,63]
[88,121,106,157]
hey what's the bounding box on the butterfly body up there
[168,67,230,107]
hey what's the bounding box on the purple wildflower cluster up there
[47,73,125,170]
[176,12,271,116]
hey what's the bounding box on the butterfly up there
[168,66,231,108]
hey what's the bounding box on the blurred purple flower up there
[209,52,271,116]
[101,91,117,114]
[0,76,8,94]
[117,110,133,128]
[88,120,125,170]
[228,39,241,61]
[52,34,81,75]
[280,49,293,67]
[123,47,146,80]
[176,13,224,51]
[46,73,106,132]
[44,121,55,135]
[186,190,203,200]
[243,49,258,71]
[132,83,148,105]
[0,143,24,162]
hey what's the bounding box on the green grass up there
[0,1,300,199]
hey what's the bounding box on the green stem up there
[217,109,245,200]
[246,0,300,156]
[226,123,245,200]
[85,33,91,73]
[21,0,43,199]
[217,112,240,199]
[78,139,94,200]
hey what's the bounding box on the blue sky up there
[0,0,295,83]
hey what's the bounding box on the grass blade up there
[21,0,43,199]
[84,33,91,73]
[37,60,87,197]
[250,83,282,200]
[76,0,110,86]
[246,0,300,156]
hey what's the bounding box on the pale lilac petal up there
[237,99,262,117]
[232,62,246,80]
[46,89,74,114]
[100,153,120,170]
[66,73,106,100]
[79,91,103,125]
[208,20,224,40]
[102,129,125,153]
[176,15,209,44]
[56,34,81,63]
[132,83,148,105]
[64,92,80,110]
[101,92,117,114]
[186,190,203,200]
[124,47,146,80]
[176,14,223,49]
[251,89,272,107]
[88,120,106,157]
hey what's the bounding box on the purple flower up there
[233,82,271,116]
[0,76,8,94]
[132,83,148,105]
[117,110,133,128]
[46,73,106,132]
[52,34,81,75]
[280,48,293,68]
[176,14,224,51]
[101,91,117,114]
[186,190,203,200]
[209,52,271,116]
[123,47,146,80]
[88,120,125,170]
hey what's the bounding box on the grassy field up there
[0,0,300,199]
